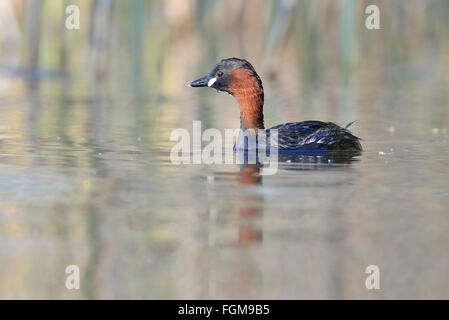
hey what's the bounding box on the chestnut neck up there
[228,68,264,130]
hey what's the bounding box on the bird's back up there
[266,121,362,155]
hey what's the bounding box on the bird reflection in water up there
[235,163,263,246]
[231,150,359,246]
[205,151,358,298]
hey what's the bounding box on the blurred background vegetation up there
[0,0,448,147]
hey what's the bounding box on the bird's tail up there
[345,120,357,129]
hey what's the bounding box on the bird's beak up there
[188,74,211,87]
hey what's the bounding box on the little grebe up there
[189,58,362,155]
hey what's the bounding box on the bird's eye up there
[217,71,224,78]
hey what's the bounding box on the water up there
[0,77,447,299]
[0,0,448,299]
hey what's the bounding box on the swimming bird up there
[189,58,362,156]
